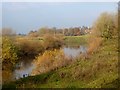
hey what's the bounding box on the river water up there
[13,45,87,80]
[63,45,87,59]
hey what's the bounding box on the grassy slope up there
[3,36,118,88]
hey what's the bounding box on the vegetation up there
[2,28,18,68]
[64,35,88,46]
[93,12,117,39]
[2,36,19,83]
[2,37,18,68]
[2,36,118,88]
[29,26,91,37]
[13,33,64,57]
[43,34,64,50]
[15,37,44,56]
[2,30,64,84]
[32,49,70,76]
[2,28,16,36]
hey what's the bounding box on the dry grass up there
[87,34,102,55]
[31,49,70,75]
[2,70,13,84]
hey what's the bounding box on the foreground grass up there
[3,36,118,88]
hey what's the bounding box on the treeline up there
[28,26,91,37]
[2,26,91,37]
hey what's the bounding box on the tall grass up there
[31,49,70,75]
[87,35,102,55]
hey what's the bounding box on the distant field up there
[64,35,89,45]
[16,36,44,41]
[16,35,89,45]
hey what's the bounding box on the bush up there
[15,38,44,56]
[43,34,63,50]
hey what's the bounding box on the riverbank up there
[3,36,118,88]
[2,35,88,83]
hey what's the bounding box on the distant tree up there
[69,28,74,36]
[28,30,38,37]
[38,27,49,36]
[73,27,80,36]
[2,28,16,36]
[64,28,69,36]
[57,29,63,34]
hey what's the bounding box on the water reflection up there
[63,45,87,59]
[13,58,35,80]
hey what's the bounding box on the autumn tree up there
[93,12,115,39]
[2,28,18,70]
[2,37,18,70]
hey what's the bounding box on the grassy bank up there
[3,36,118,88]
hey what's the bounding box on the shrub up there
[43,34,63,50]
[15,38,44,56]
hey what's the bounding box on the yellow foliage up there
[32,49,69,75]
[2,37,18,65]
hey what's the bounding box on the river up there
[12,45,87,80]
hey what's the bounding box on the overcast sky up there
[2,2,117,34]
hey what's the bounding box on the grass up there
[2,36,118,88]
[64,35,88,46]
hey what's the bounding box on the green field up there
[3,36,118,88]
[64,35,88,46]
